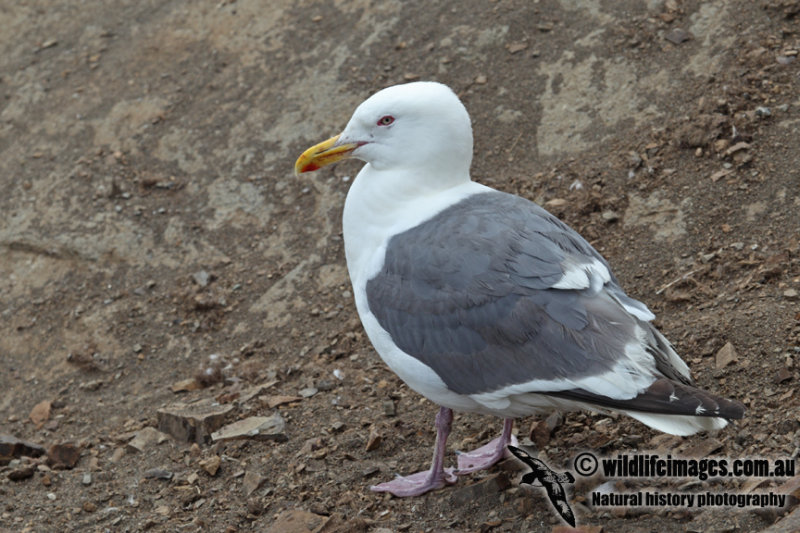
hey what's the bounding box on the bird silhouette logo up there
[508,445,576,527]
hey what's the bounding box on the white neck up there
[342,164,487,291]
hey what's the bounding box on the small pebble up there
[143,468,174,480]
[299,387,318,398]
[199,455,221,476]
[665,28,690,44]
[774,368,792,384]
[192,270,211,287]
[601,210,620,223]
[8,465,35,481]
[365,426,382,451]
[316,380,335,392]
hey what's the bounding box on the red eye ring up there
[377,115,395,126]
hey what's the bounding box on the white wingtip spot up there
[553,258,610,291]
[622,304,656,322]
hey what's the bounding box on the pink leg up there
[455,418,518,475]
[370,407,458,497]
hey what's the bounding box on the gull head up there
[295,82,473,180]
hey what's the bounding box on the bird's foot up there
[370,467,457,497]
[455,433,519,475]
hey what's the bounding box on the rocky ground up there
[1,0,800,532]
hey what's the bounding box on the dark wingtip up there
[719,397,746,420]
[548,378,746,421]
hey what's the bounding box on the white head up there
[296,82,474,183]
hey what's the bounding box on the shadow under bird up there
[295,81,745,497]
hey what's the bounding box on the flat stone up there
[449,472,510,506]
[210,413,286,442]
[507,41,528,54]
[665,28,690,44]
[242,470,266,496]
[171,378,203,393]
[298,387,318,398]
[775,368,793,384]
[157,400,234,444]
[29,400,51,428]
[264,395,302,408]
[199,455,221,476]
[143,468,174,480]
[127,427,169,452]
[47,442,81,469]
[715,342,738,369]
[0,434,45,465]
[264,509,330,533]
[237,381,278,404]
[7,465,35,481]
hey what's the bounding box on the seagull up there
[294,81,745,497]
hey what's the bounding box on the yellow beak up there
[294,134,360,176]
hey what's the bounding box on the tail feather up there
[547,378,745,435]
[624,411,728,436]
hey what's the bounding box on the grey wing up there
[366,191,692,404]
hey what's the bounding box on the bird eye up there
[377,115,395,126]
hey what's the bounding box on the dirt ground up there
[2,0,799,531]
